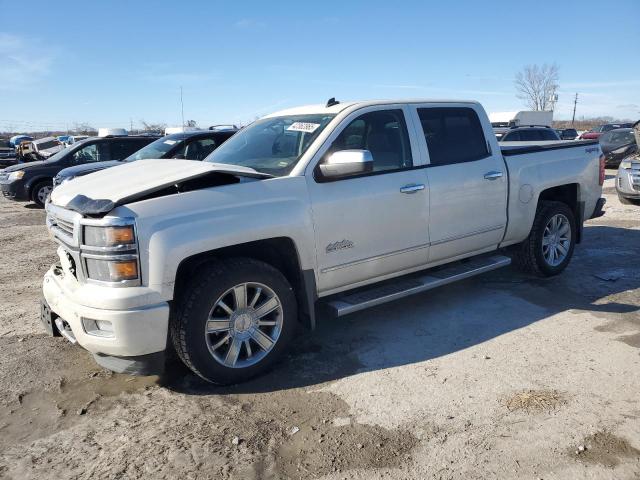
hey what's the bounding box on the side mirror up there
[173,153,186,159]
[318,149,373,180]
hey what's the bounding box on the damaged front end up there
[50,159,272,216]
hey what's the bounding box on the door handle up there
[400,184,425,194]
[484,171,503,180]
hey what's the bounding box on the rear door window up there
[516,130,539,141]
[110,140,147,160]
[539,129,559,141]
[417,107,489,166]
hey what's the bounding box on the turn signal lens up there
[106,226,135,244]
[85,258,138,282]
[111,260,138,280]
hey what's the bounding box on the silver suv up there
[615,121,640,205]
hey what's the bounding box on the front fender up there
[116,176,317,301]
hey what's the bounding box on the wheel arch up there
[25,175,54,197]
[536,183,582,243]
[174,237,317,329]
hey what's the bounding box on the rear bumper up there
[42,266,170,372]
[590,197,606,219]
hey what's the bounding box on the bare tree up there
[514,64,559,111]
[185,120,197,127]
[140,120,167,133]
[72,122,97,135]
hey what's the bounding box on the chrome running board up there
[326,254,511,317]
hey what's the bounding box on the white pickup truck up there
[42,99,606,384]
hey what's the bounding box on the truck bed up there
[500,139,599,156]
[499,139,602,248]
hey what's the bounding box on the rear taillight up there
[599,154,605,186]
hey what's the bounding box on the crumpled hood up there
[49,159,265,214]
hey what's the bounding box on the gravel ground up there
[0,171,639,479]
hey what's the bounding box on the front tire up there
[171,258,297,385]
[31,180,52,207]
[512,201,576,277]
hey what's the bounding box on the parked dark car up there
[499,126,560,142]
[0,138,16,168]
[53,128,238,188]
[579,123,629,140]
[599,128,637,167]
[0,135,158,207]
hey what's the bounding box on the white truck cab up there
[42,99,605,384]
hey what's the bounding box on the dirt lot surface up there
[0,171,639,479]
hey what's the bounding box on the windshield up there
[42,144,77,162]
[125,134,186,161]
[601,129,636,149]
[36,140,61,150]
[205,114,335,176]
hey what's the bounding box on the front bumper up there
[616,167,640,199]
[42,265,170,372]
[0,180,28,200]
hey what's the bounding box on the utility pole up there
[130,118,133,133]
[180,86,185,128]
[571,93,578,125]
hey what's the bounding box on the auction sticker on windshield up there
[164,140,177,145]
[287,122,320,133]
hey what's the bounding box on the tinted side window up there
[539,129,559,141]
[110,140,145,160]
[417,107,488,166]
[327,109,412,172]
[502,131,520,142]
[516,130,535,141]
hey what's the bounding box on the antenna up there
[180,86,185,128]
[326,97,340,107]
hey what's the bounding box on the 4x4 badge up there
[326,239,354,253]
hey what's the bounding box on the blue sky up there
[1,0,638,131]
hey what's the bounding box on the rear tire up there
[170,257,297,385]
[511,201,576,277]
[31,180,52,207]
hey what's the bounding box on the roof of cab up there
[265,99,480,118]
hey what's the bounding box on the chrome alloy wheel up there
[542,213,571,267]
[205,282,283,368]
[37,185,52,204]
